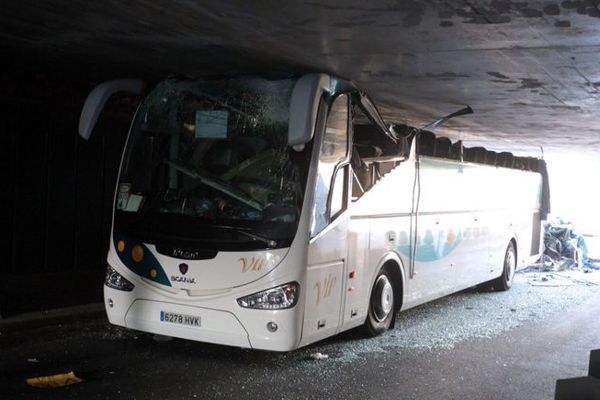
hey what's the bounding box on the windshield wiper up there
[213,224,277,247]
[166,160,263,211]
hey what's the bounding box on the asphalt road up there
[2,272,599,400]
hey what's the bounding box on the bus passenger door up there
[303,94,351,345]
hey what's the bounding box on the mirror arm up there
[78,79,145,140]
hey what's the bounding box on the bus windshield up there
[114,77,308,250]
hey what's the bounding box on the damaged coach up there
[78,73,549,351]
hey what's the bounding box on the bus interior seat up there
[505,154,514,168]
[355,143,383,158]
[204,142,236,175]
[471,147,487,163]
[496,152,513,168]
[378,161,395,176]
[449,141,462,161]
[203,136,268,175]
[391,124,413,138]
[512,158,522,170]
[418,131,436,156]
[351,146,371,197]
[353,124,395,157]
[463,147,474,162]
[351,146,369,174]
[485,151,498,166]
[434,137,452,159]
[233,136,269,160]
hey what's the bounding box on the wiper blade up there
[166,160,263,211]
[213,224,277,247]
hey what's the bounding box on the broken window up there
[350,97,402,201]
[311,94,349,237]
[114,77,310,250]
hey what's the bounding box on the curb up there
[0,303,105,333]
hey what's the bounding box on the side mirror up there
[78,79,145,140]
[288,74,331,147]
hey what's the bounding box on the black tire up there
[364,268,395,336]
[492,241,516,291]
[476,280,494,292]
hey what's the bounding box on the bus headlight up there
[105,264,134,291]
[237,282,299,310]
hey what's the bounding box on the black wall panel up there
[44,102,78,273]
[0,75,137,316]
[12,106,49,275]
[1,106,17,277]
[74,110,106,271]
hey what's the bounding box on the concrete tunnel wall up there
[1,72,139,316]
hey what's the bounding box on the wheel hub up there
[373,275,394,322]
[506,247,516,281]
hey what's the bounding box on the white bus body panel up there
[105,240,309,351]
[346,155,542,315]
[105,152,542,352]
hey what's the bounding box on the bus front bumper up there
[124,299,251,348]
[104,285,302,351]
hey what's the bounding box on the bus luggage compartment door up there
[302,261,344,344]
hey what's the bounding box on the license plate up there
[160,311,201,327]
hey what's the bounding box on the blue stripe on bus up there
[113,235,172,287]
[395,229,463,262]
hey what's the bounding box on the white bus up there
[79,73,548,351]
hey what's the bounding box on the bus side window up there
[311,94,349,237]
[329,165,348,219]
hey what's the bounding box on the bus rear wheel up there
[364,269,395,336]
[492,241,516,291]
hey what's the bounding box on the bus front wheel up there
[364,269,395,336]
[492,241,516,291]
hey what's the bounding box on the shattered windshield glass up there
[114,77,309,249]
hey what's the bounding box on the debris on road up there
[309,352,329,360]
[525,269,600,286]
[524,218,600,286]
[527,273,576,287]
[538,218,600,272]
[26,371,84,388]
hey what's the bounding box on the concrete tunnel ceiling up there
[2,0,600,156]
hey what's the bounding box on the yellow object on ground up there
[26,371,84,388]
